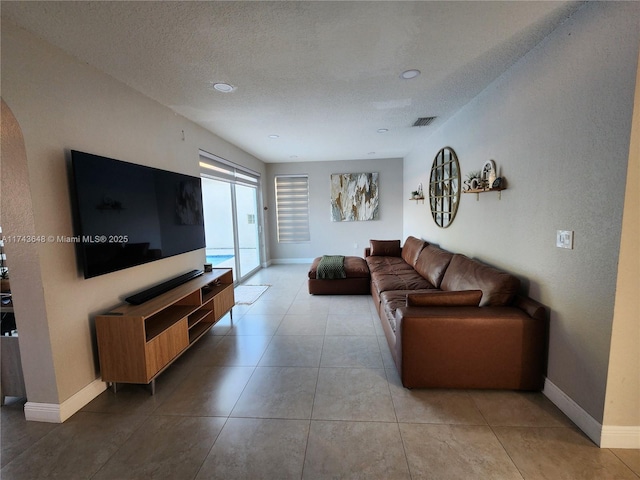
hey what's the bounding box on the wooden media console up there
[95,269,234,393]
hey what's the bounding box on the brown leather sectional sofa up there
[366,236,547,390]
[308,256,371,295]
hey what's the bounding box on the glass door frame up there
[232,182,261,279]
[199,151,263,284]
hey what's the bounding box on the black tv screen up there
[70,150,205,278]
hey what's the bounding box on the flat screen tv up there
[70,150,205,278]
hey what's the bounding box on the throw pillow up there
[406,290,483,307]
[369,239,401,257]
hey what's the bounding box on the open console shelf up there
[95,269,234,393]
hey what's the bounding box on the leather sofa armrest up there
[513,295,547,322]
[364,247,371,257]
[394,305,546,390]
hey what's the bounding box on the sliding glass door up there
[234,183,260,277]
[200,152,262,282]
[201,177,236,276]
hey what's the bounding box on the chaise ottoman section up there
[308,256,370,295]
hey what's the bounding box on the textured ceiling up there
[2,1,582,163]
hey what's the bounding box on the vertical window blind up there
[275,175,310,243]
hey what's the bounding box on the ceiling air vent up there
[412,117,436,127]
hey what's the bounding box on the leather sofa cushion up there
[380,289,434,332]
[414,244,453,288]
[369,239,401,257]
[371,271,435,294]
[406,290,482,307]
[440,254,520,306]
[366,256,414,274]
[401,236,427,266]
[308,256,370,279]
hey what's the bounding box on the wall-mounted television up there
[70,150,205,278]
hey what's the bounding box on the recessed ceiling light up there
[400,69,421,80]
[377,128,389,133]
[268,134,280,139]
[211,82,236,93]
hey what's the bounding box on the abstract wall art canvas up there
[330,172,379,222]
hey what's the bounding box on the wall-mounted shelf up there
[409,196,425,203]
[463,187,506,200]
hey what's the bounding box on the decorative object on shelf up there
[463,160,507,200]
[204,263,213,272]
[429,147,461,228]
[410,183,424,202]
[481,160,497,189]
[330,172,379,222]
[463,170,481,191]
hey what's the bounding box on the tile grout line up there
[301,322,325,480]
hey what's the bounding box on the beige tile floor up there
[2,264,639,479]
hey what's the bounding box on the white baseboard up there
[543,378,602,445]
[543,377,640,448]
[600,425,640,449]
[24,378,107,423]
[270,258,315,264]
[23,402,61,423]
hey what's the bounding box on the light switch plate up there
[556,230,574,249]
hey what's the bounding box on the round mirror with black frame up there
[429,147,461,228]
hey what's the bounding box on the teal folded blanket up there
[317,255,346,280]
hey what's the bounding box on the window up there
[199,154,260,188]
[275,175,310,243]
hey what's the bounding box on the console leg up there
[149,379,156,396]
[111,382,118,394]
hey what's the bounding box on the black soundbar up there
[125,269,204,305]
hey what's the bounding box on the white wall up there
[266,158,403,261]
[602,49,640,446]
[1,20,267,416]
[1,100,59,405]
[403,2,639,429]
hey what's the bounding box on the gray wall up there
[403,2,639,424]
[266,158,403,261]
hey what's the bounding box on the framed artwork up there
[330,172,379,222]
